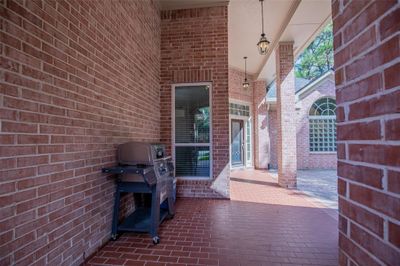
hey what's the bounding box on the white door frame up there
[229,100,253,169]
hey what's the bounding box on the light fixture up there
[243,56,250,89]
[257,0,270,55]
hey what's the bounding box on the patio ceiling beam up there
[255,0,301,79]
[292,15,331,61]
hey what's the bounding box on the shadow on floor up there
[87,195,338,266]
[87,198,338,266]
[87,169,338,266]
[230,177,280,188]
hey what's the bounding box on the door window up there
[245,118,252,166]
[231,120,243,166]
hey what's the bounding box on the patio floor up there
[297,170,338,210]
[86,169,338,266]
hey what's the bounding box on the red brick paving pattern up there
[86,170,338,265]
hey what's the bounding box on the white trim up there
[310,152,337,155]
[297,71,334,100]
[171,82,213,180]
[255,0,302,77]
[228,100,253,169]
[175,143,211,147]
[309,115,336,119]
[266,71,335,103]
[245,116,253,167]
[229,98,252,106]
[308,97,336,118]
[294,16,332,60]
[229,118,246,167]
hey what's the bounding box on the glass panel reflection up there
[175,146,210,177]
[175,86,210,143]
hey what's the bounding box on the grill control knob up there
[152,236,160,245]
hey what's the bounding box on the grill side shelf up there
[102,166,154,175]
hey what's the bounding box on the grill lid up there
[118,142,166,166]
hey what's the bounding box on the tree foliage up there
[295,23,333,80]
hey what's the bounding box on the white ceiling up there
[159,0,331,83]
[228,0,296,75]
[258,0,331,82]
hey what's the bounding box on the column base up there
[278,176,297,189]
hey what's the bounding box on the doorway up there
[231,119,244,166]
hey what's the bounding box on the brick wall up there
[228,67,257,168]
[267,77,337,169]
[160,6,229,198]
[332,0,400,265]
[296,77,337,169]
[0,0,160,265]
[228,67,254,103]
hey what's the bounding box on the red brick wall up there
[0,0,160,265]
[160,6,229,198]
[267,78,337,169]
[332,0,400,265]
[228,67,257,168]
[228,67,254,103]
[296,77,337,169]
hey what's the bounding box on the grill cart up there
[102,142,175,244]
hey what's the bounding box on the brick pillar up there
[253,79,268,169]
[276,42,297,188]
[332,1,400,265]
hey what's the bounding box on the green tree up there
[295,23,333,80]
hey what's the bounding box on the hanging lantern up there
[243,56,250,89]
[257,0,270,55]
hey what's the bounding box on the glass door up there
[231,120,244,166]
[173,84,212,178]
[245,117,252,167]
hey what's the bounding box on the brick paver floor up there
[86,169,338,266]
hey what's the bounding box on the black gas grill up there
[102,142,176,244]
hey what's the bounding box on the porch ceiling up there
[228,0,331,81]
[160,0,331,82]
[258,0,331,83]
[228,0,296,75]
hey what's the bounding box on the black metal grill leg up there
[111,183,121,240]
[167,197,175,217]
[150,186,160,244]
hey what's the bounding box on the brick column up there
[275,42,297,188]
[253,79,268,169]
[332,1,400,265]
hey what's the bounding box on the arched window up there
[309,98,336,152]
